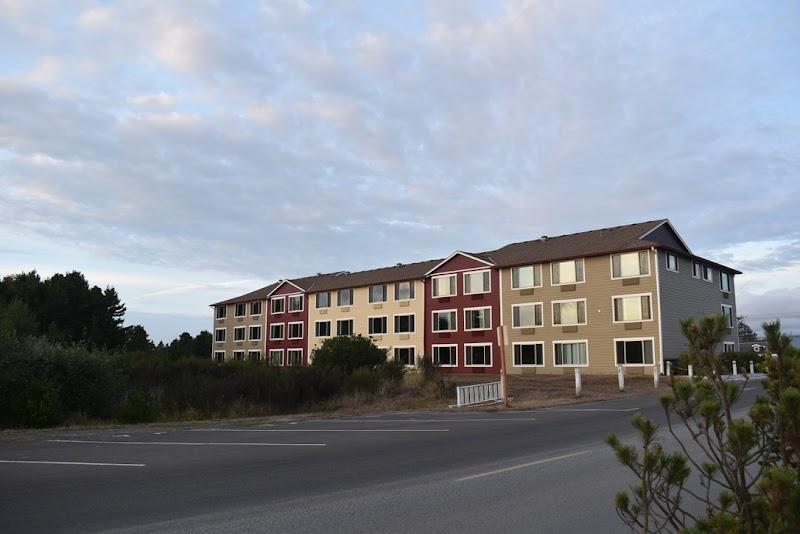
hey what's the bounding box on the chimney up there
[540,235,549,241]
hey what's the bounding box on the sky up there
[0,0,798,343]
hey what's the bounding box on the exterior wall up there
[425,260,501,374]
[499,250,661,375]
[211,301,267,361]
[266,283,308,366]
[657,250,738,361]
[306,280,426,363]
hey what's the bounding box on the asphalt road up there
[0,383,762,533]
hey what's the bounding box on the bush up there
[347,367,384,395]
[310,335,387,373]
[117,390,161,423]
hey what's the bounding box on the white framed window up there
[666,253,679,273]
[721,305,734,328]
[213,350,225,362]
[234,303,246,317]
[394,314,415,333]
[248,350,262,362]
[432,310,457,332]
[337,289,354,307]
[511,265,542,289]
[394,347,415,367]
[464,307,492,331]
[270,323,284,340]
[512,302,544,328]
[552,299,587,326]
[271,297,285,314]
[432,274,457,298]
[465,343,492,367]
[432,344,457,367]
[722,342,736,353]
[368,316,388,335]
[250,301,262,316]
[216,306,227,319]
[287,348,303,366]
[337,318,354,336]
[612,294,653,323]
[720,272,731,292]
[269,349,284,366]
[233,326,246,341]
[248,325,262,341]
[551,259,585,285]
[692,261,701,279]
[614,337,654,366]
[463,270,491,295]
[703,265,713,282]
[395,281,415,301]
[611,251,650,279]
[553,340,588,367]
[288,295,304,312]
[513,342,544,367]
[315,320,331,337]
[233,350,245,361]
[288,322,304,339]
[316,292,330,309]
[214,328,226,342]
[369,284,387,303]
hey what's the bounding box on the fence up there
[452,381,503,408]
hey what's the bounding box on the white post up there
[617,365,625,392]
[749,361,755,375]
[575,367,582,397]
[688,364,693,378]
[732,361,738,376]
[653,364,660,388]
[666,361,672,376]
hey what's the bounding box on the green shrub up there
[347,367,384,395]
[19,379,62,427]
[117,390,161,423]
[311,335,387,373]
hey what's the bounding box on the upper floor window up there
[271,297,285,314]
[666,253,679,273]
[337,318,354,336]
[216,306,227,319]
[720,272,731,292]
[250,301,262,316]
[337,289,354,307]
[394,347,415,367]
[552,299,587,326]
[432,274,456,298]
[394,314,415,333]
[721,305,734,328]
[692,261,701,278]
[249,325,262,341]
[288,295,303,312]
[611,251,649,279]
[288,322,303,339]
[368,316,387,335]
[214,328,226,342]
[512,303,544,328]
[613,294,652,323]
[234,303,246,317]
[395,281,415,301]
[316,292,330,309]
[270,323,284,340]
[551,259,585,285]
[369,284,387,303]
[464,307,491,331]
[703,265,713,282]
[511,265,542,289]
[315,320,331,337]
[233,326,246,341]
[463,270,490,295]
[432,310,457,332]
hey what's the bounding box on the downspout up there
[652,247,665,374]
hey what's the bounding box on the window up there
[394,347,415,367]
[721,305,734,328]
[248,325,262,341]
[465,344,492,366]
[215,328,226,342]
[216,306,227,319]
[316,292,330,309]
[554,341,588,366]
[513,342,544,367]
[248,350,262,362]
[213,350,225,362]
[337,289,354,306]
[288,322,304,339]
[512,303,543,328]
[368,316,387,335]
[511,265,542,289]
[233,350,245,361]
[432,310,457,332]
[612,294,652,323]
[432,345,457,367]
[723,342,736,353]
[551,259,585,285]
[666,253,679,273]
[463,270,490,294]
[692,261,701,278]
[250,301,262,316]
[288,295,303,312]
[369,285,387,303]
[611,251,650,279]
[703,265,713,282]
[271,297,285,314]
[552,299,587,326]
[395,281,415,301]
[432,274,456,297]
[720,272,731,292]
[270,323,284,340]
[464,307,491,330]
[269,349,283,366]
[287,349,303,366]
[337,319,354,336]
[615,338,654,365]
[234,303,246,317]
[315,320,331,337]
[233,326,246,341]
[394,314,415,333]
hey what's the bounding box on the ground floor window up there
[722,342,736,353]
[213,351,225,362]
[233,350,245,361]
[394,347,415,366]
[615,338,654,365]
[287,349,303,366]
[513,343,544,366]
[465,344,492,366]
[248,350,262,362]
[554,341,587,366]
[315,321,331,337]
[269,349,283,366]
[432,345,457,367]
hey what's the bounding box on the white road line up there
[744,387,756,391]
[48,439,325,447]
[0,459,145,467]
[542,408,639,412]
[456,451,590,482]
[304,418,535,423]
[188,428,449,433]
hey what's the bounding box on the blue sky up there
[1,0,798,342]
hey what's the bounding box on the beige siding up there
[211,301,267,360]
[500,250,662,375]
